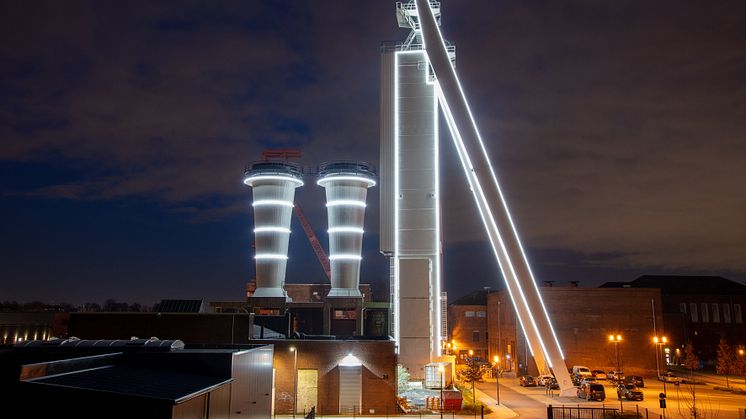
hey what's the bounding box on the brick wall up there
[258,339,397,415]
[487,287,664,375]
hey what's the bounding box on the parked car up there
[580,377,597,386]
[658,372,682,383]
[624,375,645,387]
[577,383,606,401]
[536,374,553,387]
[607,370,624,381]
[616,383,644,401]
[572,365,593,378]
[591,370,607,380]
[519,375,537,387]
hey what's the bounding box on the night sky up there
[2,1,746,306]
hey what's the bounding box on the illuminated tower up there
[244,161,304,301]
[318,162,376,298]
[380,1,453,377]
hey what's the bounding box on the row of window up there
[464,311,486,318]
[680,302,742,324]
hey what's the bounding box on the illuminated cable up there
[244,175,304,186]
[329,254,363,261]
[252,200,294,207]
[317,175,376,187]
[328,227,364,234]
[254,254,288,260]
[326,200,367,208]
[253,227,291,234]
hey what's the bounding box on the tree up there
[397,364,410,394]
[682,343,700,371]
[716,338,735,388]
[458,358,486,408]
[682,343,701,418]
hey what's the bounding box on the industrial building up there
[448,284,666,375]
[2,339,274,419]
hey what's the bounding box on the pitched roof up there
[451,289,490,306]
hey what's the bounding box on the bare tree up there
[716,338,734,388]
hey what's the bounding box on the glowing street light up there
[290,346,298,418]
[493,355,500,406]
[609,334,623,412]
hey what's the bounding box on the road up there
[476,375,746,419]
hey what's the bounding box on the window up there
[465,311,475,318]
[724,304,731,323]
[690,303,698,322]
[476,311,486,318]
[701,303,709,323]
[472,331,480,342]
[712,304,720,323]
[334,309,357,320]
[679,303,687,314]
[735,304,742,324]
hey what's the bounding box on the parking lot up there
[476,373,746,418]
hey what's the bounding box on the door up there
[338,365,361,414]
[297,369,318,416]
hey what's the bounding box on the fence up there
[547,404,662,419]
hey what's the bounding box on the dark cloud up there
[1,1,745,303]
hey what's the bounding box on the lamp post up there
[493,355,500,406]
[438,365,445,419]
[469,349,476,419]
[290,346,298,418]
[653,336,668,418]
[609,334,623,412]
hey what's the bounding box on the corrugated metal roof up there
[24,365,230,403]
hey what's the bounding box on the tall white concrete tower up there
[318,161,376,298]
[379,1,453,378]
[244,161,304,301]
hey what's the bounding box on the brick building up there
[447,289,490,363]
[256,339,397,415]
[450,286,664,375]
[601,275,746,362]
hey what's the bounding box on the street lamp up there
[438,365,445,419]
[653,336,668,377]
[493,355,500,406]
[609,334,623,413]
[290,346,298,418]
[468,349,476,419]
[653,336,668,418]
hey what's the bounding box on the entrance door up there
[297,369,318,416]
[338,365,361,414]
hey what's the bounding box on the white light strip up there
[433,76,442,357]
[253,227,291,234]
[317,175,376,187]
[329,254,363,261]
[252,200,294,207]
[244,175,304,186]
[328,227,364,234]
[254,254,288,260]
[421,0,561,368]
[393,51,401,348]
[326,200,367,208]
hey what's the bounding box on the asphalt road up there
[476,376,746,419]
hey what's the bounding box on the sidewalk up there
[472,384,519,419]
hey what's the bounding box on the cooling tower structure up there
[244,161,304,301]
[317,162,376,298]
